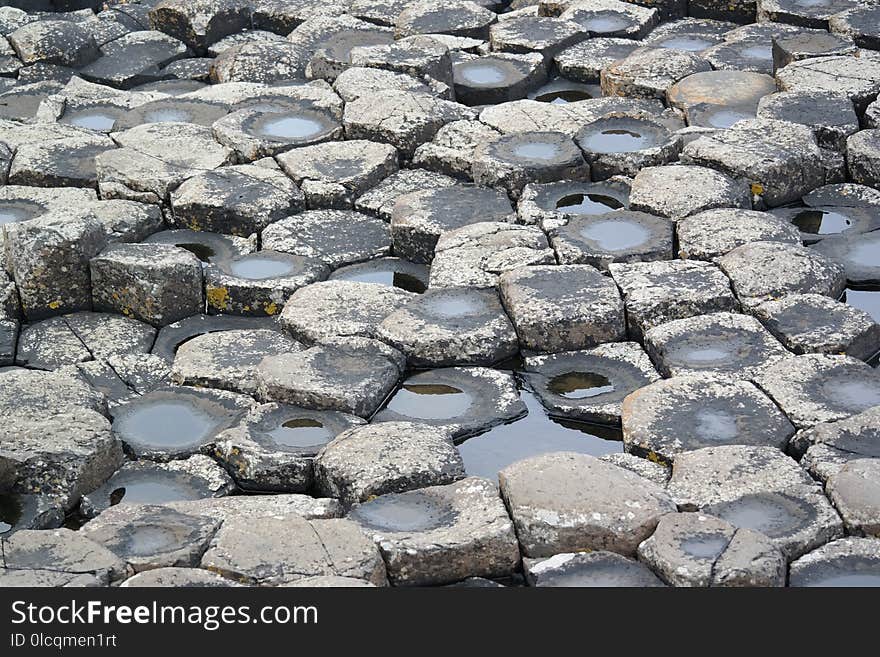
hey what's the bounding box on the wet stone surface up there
[3,0,880,589]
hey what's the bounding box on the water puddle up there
[60,109,119,131]
[456,385,623,479]
[330,258,428,294]
[385,383,473,420]
[547,372,615,399]
[113,399,219,449]
[256,114,324,140]
[656,36,716,52]
[709,493,810,539]
[800,571,880,587]
[424,293,484,318]
[512,142,560,160]
[694,409,739,441]
[143,108,192,123]
[0,200,42,226]
[845,287,880,323]
[458,63,507,85]
[680,534,729,559]
[177,242,216,262]
[792,209,852,235]
[349,491,457,532]
[228,254,296,280]
[266,417,333,448]
[579,219,650,250]
[107,478,201,507]
[123,524,181,556]
[556,193,624,215]
[581,13,632,33]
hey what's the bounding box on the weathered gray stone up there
[490,14,588,60]
[846,129,880,189]
[81,455,235,519]
[255,338,404,417]
[80,504,220,572]
[355,168,457,221]
[261,209,390,269]
[622,375,796,463]
[471,130,590,196]
[637,512,786,587]
[277,139,398,210]
[554,37,640,83]
[775,55,880,114]
[524,342,661,425]
[757,90,859,152]
[391,185,515,264]
[213,402,364,493]
[8,20,98,68]
[677,208,801,261]
[609,259,739,340]
[560,0,658,40]
[829,5,880,50]
[1,528,127,586]
[826,459,880,538]
[377,287,519,367]
[90,243,203,327]
[789,537,880,587]
[751,293,880,361]
[517,177,631,231]
[793,407,880,482]
[149,0,251,52]
[279,280,414,345]
[525,550,665,587]
[429,222,555,289]
[643,311,789,379]
[395,1,496,40]
[499,264,625,352]
[667,445,843,559]
[375,367,526,438]
[451,51,546,106]
[121,566,240,587]
[628,164,751,219]
[716,240,846,308]
[200,515,387,585]
[602,46,710,100]
[314,421,464,506]
[349,477,520,585]
[170,164,304,236]
[499,452,676,557]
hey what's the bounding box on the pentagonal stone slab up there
[756,353,880,430]
[682,119,828,208]
[276,139,399,210]
[752,293,880,361]
[451,52,547,106]
[757,90,859,152]
[637,512,786,587]
[80,455,235,519]
[471,130,590,196]
[429,222,555,289]
[499,264,625,352]
[355,168,457,221]
[629,164,751,219]
[811,230,880,286]
[79,504,220,572]
[622,375,796,463]
[1,410,123,510]
[643,311,789,379]
[395,0,496,40]
[826,459,880,537]
[549,209,673,270]
[164,491,342,522]
[789,537,880,587]
[524,341,661,425]
[211,41,309,84]
[794,407,880,482]
[560,0,659,40]
[601,47,711,101]
[554,37,640,83]
[377,287,519,368]
[758,0,861,30]
[8,130,116,189]
[169,164,304,236]
[90,243,203,327]
[775,55,880,114]
[8,20,98,68]
[677,208,801,260]
[170,329,301,396]
[668,445,843,559]
[261,209,390,269]
[499,452,676,557]
[609,259,739,340]
[349,33,454,87]
[205,251,328,316]
[149,0,251,51]
[342,89,476,157]
[349,477,520,586]
[79,31,190,90]
[314,421,465,506]
[333,65,443,103]
[255,338,404,417]
[717,240,847,308]
[846,129,880,190]
[525,551,664,587]
[702,36,775,75]
[1,528,127,586]
[213,402,364,493]
[391,185,515,264]
[200,515,387,586]
[6,209,106,320]
[150,314,278,362]
[0,366,106,424]
[771,30,857,73]
[489,15,587,60]
[374,367,526,439]
[829,5,880,50]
